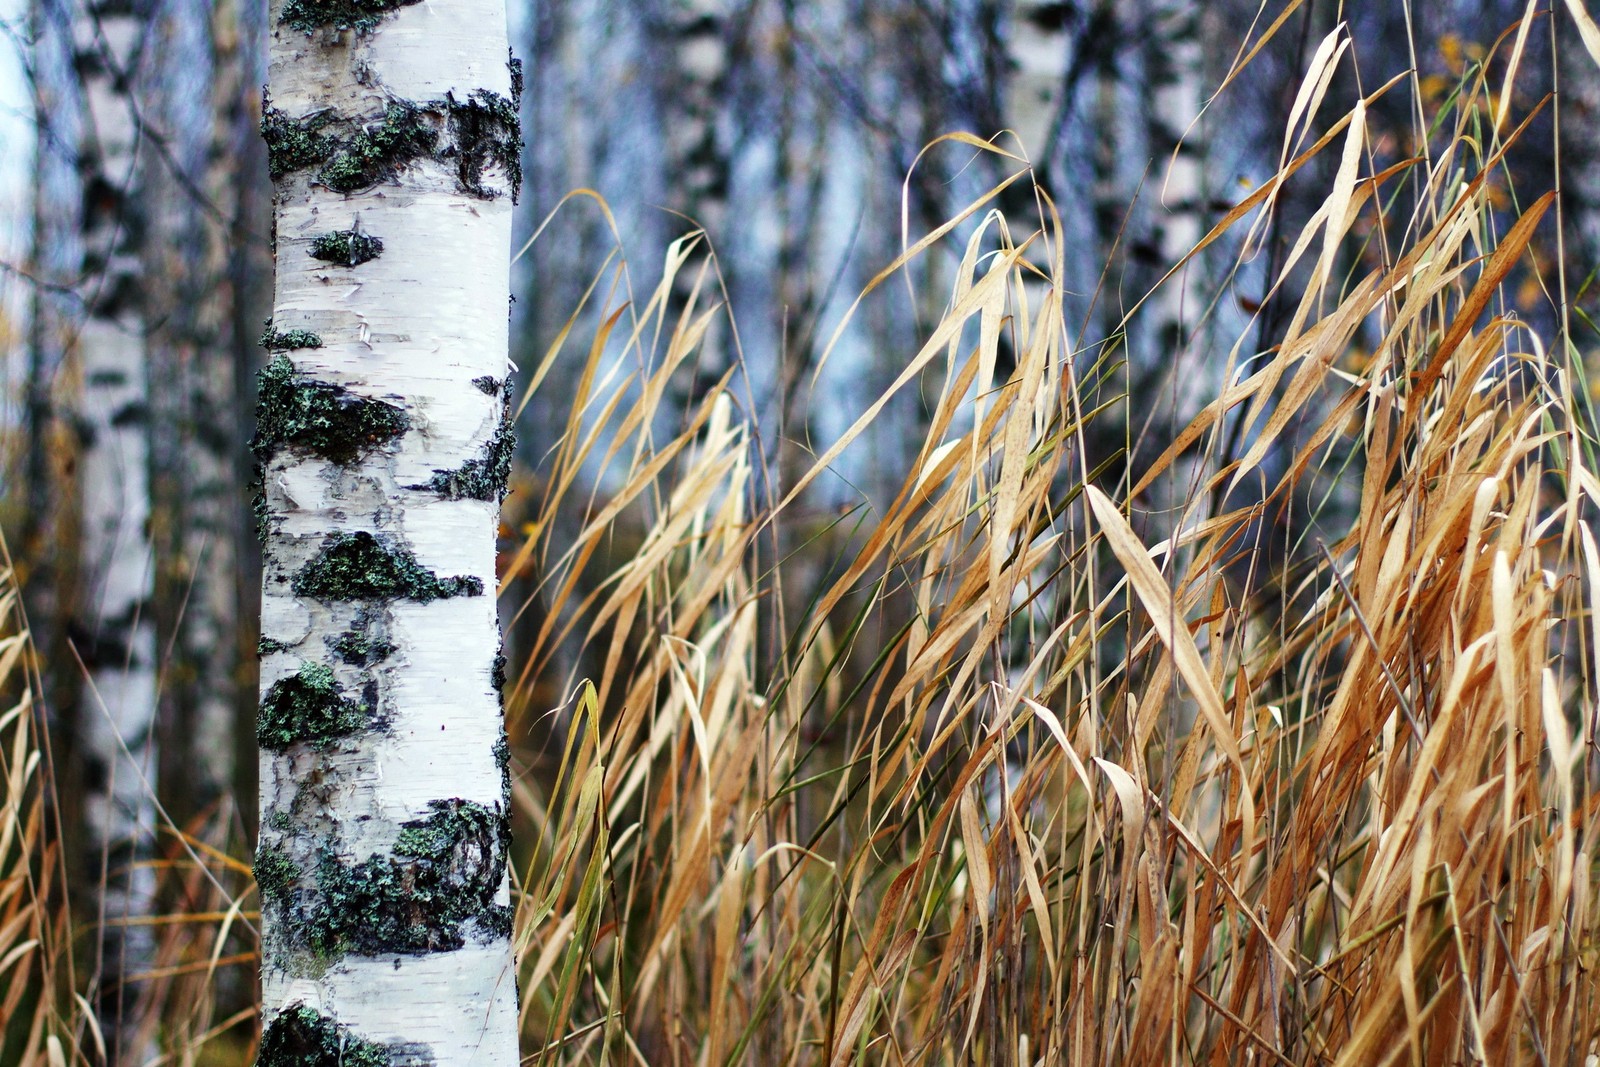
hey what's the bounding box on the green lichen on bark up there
[280,0,421,34]
[407,425,514,502]
[258,637,292,657]
[508,53,523,104]
[261,88,521,199]
[259,103,433,194]
[260,321,323,351]
[309,229,384,267]
[319,103,436,193]
[293,531,483,602]
[254,844,299,903]
[253,487,272,544]
[446,90,522,201]
[261,106,333,180]
[492,732,511,804]
[330,630,395,667]
[258,1003,394,1067]
[291,799,510,956]
[258,662,375,751]
[253,355,409,466]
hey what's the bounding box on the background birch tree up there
[250,0,521,1060]
[68,1,160,1058]
[136,0,271,847]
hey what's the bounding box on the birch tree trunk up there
[254,2,521,1062]
[147,0,248,825]
[23,0,83,734]
[72,3,159,1059]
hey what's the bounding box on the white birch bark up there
[73,4,159,1059]
[255,3,520,1063]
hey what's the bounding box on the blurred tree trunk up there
[253,1,520,1060]
[22,0,83,744]
[146,0,248,831]
[70,1,160,1060]
[1137,0,1211,522]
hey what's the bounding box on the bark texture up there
[255,2,520,1062]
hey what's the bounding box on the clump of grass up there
[0,536,90,1065]
[0,528,260,1065]
[502,12,1598,1065]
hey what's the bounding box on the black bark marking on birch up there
[253,487,273,544]
[445,90,522,201]
[318,103,436,193]
[407,378,515,501]
[405,422,514,501]
[253,355,409,466]
[471,375,500,395]
[329,630,395,666]
[261,106,335,180]
[258,661,377,751]
[70,614,144,670]
[258,1002,419,1067]
[309,229,384,267]
[492,731,511,807]
[108,401,148,427]
[279,0,422,34]
[261,102,432,193]
[261,96,520,199]
[281,799,510,956]
[328,608,396,666]
[293,531,483,601]
[1024,1,1078,31]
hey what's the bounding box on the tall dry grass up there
[503,18,1600,1067]
[0,525,257,1064]
[6,11,1599,1066]
[0,535,89,1065]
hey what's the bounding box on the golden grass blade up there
[1562,0,1600,67]
[1085,486,1255,854]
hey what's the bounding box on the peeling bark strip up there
[257,0,519,1059]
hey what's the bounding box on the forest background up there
[2,0,1600,1063]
